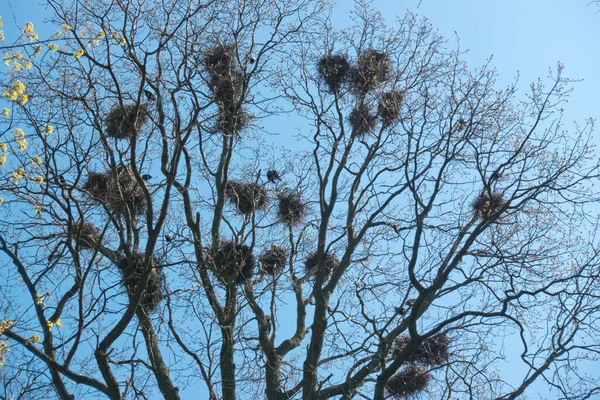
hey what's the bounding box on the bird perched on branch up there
[142,174,152,181]
[144,90,156,101]
[266,169,281,183]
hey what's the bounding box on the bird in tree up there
[142,174,152,181]
[266,169,281,183]
[144,90,156,101]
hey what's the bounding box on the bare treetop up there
[0,1,599,399]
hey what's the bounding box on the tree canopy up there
[1,0,599,399]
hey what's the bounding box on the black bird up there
[266,169,281,183]
[394,306,406,315]
[57,176,66,186]
[165,234,173,243]
[144,90,156,101]
[142,174,152,181]
[246,55,255,64]
[490,170,502,181]
[407,299,416,307]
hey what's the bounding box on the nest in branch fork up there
[215,103,252,136]
[317,54,351,91]
[204,44,237,77]
[105,103,149,139]
[105,165,147,216]
[378,90,404,125]
[393,333,450,365]
[210,71,244,107]
[304,251,339,276]
[472,191,505,222]
[209,241,255,285]
[117,254,165,312]
[277,191,306,226]
[351,49,391,94]
[83,172,110,201]
[259,244,287,276]
[348,103,377,136]
[71,221,101,250]
[386,364,431,398]
[224,180,268,215]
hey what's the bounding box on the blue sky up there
[1,0,599,398]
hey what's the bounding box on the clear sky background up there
[1,0,599,398]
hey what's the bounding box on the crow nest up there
[304,251,339,276]
[117,254,165,312]
[215,103,252,136]
[378,90,404,125]
[259,244,287,276]
[348,103,377,136]
[105,103,149,139]
[70,221,101,250]
[472,191,505,222]
[210,71,244,107]
[351,49,391,94]
[204,44,237,78]
[386,364,431,398]
[317,54,351,92]
[277,191,306,226]
[105,165,147,216]
[224,180,268,215]
[83,172,110,201]
[209,241,255,285]
[393,334,450,366]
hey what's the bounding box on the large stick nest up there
[105,165,147,216]
[117,254,165,312]
[348,104,377,136]
[215,103,252,136]
[259,244,287,276]
[304,251,339,276]
[70,221,101,250]
[210,71,244,107]
[277,191,306,226]
[472,191,505,222]
[204,44,237,78]
[393,334,450,365]
[105,103,149,139]
[209,241,255,285]
[224,180,268,215]
[351,49,391,94]
[83,172,110,201]
[378,90,404,125]
[317,54,351,92]
[386,364,431,398]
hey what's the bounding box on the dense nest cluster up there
[472,191,505,222]
[351,49,391,94]
[393,334,450,366]
[209,241,255,285]
[204,44,251,136]
[277,191,306,226]
[348,104,377,136]
[117,254,165,312]
[378,90,404,125]
[259,244,287,276]
[224,181,268,215]
[304,251,339,276]
[71,221,101,250]
[105,103,149,139]
[386,364,431,398]
[83,166,147,217]
[317,54,351,92]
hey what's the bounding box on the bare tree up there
[1,1,600,399]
